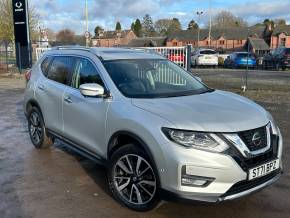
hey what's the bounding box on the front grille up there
[238,126,268,151]
[221,169,281,197]
[224,134,279,171]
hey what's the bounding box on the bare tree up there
[56,29,75,43]
[154,19,172,36]
[211,11,248,29]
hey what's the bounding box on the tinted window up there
[41,56,52,76]
[47,56,75,85]
[71,58,104,89]
[200,50,216,55]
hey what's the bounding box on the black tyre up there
[108,144,160,211]
[27,107,53,149]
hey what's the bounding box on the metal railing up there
[137,46,188,70]
[35,47,51,61]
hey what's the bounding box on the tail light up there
[24,69,31,82]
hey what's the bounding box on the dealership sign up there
[12,0,32,69]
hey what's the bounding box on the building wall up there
[91,30,136,47]
[166,38,247,50]
[270,33,290,49]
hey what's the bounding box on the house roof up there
[93,30,132,39]
[272,25,290,36]
[127,37,167,47]
[248,38,270,51]
[167,26,266,41]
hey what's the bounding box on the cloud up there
[28,0,290,34]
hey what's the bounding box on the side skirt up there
[47,129,108,166]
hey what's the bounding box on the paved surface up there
[0,73,289,218]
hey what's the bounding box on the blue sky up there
[30,0,290,35]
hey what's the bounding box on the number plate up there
[248,159,279,180]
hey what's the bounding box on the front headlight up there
[162,128,229,153]
[267,111,279,135]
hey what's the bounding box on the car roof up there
[47,46,166,61]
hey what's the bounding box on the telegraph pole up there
[85,0,90,47]
[208,0,212,47]
[196,11,203,48]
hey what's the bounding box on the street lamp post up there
[196,11,203,48]
[85,0,89,47]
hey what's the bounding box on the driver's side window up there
[72,58,104,89]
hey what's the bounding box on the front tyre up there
[108,144,160,211]
[27,107,53,149]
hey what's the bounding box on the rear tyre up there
[108,144,160,211]
[27,107,53,149]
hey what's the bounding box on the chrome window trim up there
[223,123,271,158]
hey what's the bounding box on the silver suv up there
[24,47,283,211]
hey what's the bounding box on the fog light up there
[181,166,215,187]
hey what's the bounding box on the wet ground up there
[0,71,289,218]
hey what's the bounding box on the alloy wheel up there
[113,154,156,205]
[29,111,43,145]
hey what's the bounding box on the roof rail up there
[51,45,92,52]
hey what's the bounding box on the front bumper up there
[158,132,283,203]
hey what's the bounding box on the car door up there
[62,57,110,156]
[36,55,75,134]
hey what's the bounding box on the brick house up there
[91,30,136,47]
[269,25,290,49]
[166,26,266,51]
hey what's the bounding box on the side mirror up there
[195,76,202,82]
[79,83,105,97]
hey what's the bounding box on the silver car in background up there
[24,47,283,211]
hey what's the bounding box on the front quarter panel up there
[105,100,176,187]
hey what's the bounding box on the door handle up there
[37,84,45,91]
[64,96,73,104]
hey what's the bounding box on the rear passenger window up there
[47,56,75,85]
[71,58,104,89]
[41,56,52,76]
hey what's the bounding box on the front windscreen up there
[103,59,211,98]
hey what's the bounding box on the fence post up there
[4,40,9,73]
[186,44,191,71]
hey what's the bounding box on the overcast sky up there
[30,0,290,34]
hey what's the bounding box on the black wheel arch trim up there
[107,130,161,183]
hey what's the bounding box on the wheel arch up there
[107,130,161,187]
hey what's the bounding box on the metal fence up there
[35,46,190,69]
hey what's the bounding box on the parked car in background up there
[263,47,290,71]
[224,52,257,68]
[191,49,218,67]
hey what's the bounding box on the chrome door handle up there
[64,96,72,104]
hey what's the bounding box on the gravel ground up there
[0,70,289,218]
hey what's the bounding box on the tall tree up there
[56,29,75,43]
[130,22,135,31]
[154,19,172,36]
[132,19,142,37]
[263,19,275,29]
[115,21,122,31]
[94,26,103,37]
[212,11,248,28]
[142,14,155,37]
[187,20,199,30]
[154,18,182,36]
[274,18,286,26]
[168,18,182,34]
